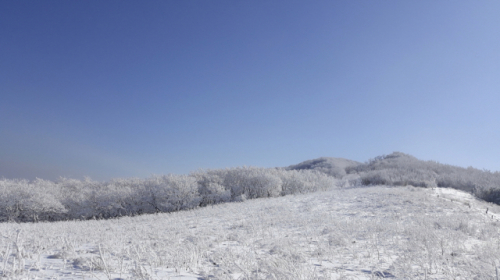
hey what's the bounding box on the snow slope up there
[1,185,500,279]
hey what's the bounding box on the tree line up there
[0,167,338,222]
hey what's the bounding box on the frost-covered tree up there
[0,164,339,223]
[0,178,66,222]
[351,152,500,201]
[143,175,201,212]
[191,171,231,206]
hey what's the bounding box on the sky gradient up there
[1,1,500,181]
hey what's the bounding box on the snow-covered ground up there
[1,185,500,279]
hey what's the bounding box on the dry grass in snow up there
[1,185,500,279]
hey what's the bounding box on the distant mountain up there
[288,152,500,204]
[286,157,361,178]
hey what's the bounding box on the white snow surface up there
[1,185,500,279]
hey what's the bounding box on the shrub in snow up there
[100,178,142,217]
[476,188,500,205]
[306,170,338,191]
[191,171,231,206]
[278,169,307,195]
[0,178,66,222]
[360,169,437,188]
[58,177,117,220]
[142,175,201,213]
[243,169,283,199]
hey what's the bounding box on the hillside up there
[1,185,499,279]
[286,157,361,178]
[288,152,500,205]
[2,153,500,278]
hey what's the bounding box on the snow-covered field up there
[1,185,500,279]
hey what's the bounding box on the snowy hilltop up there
[289,152,500,204]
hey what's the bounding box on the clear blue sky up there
[1,1,499,181]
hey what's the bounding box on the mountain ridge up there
[285,157,361,178]
[287,152,500,205]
